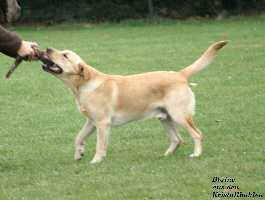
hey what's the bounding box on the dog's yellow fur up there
[44,41,229,163]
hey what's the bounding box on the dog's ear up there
[78,63,92,81]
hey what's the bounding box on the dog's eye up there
[63,54,68,59]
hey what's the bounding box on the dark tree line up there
[16,0,265,24]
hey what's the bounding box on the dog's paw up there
[90,156,104,163]
[190,153,199,157]
[74,152,84,161]
[90,159,101,164]
[164,151,173,156]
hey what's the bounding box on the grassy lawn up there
[1,16,264,199]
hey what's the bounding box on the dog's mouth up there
[40,51,63,74]
[42,63,63,74]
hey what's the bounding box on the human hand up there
[17,41,38,59]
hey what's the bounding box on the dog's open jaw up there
[42,62,63,74]
[42,49,63,74]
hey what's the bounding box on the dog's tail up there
[180,41,229,80]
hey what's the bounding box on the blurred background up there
[14,0,265,25]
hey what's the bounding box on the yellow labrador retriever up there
[43,41,228,163]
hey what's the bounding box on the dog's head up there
[42,48,91,81]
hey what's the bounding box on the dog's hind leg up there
[165,88,203,157]
[160,117,183,155]
[74,120,96,160]
[170,114,203,157]
[183,116,202,157]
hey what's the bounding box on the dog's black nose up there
[46,47,53,53]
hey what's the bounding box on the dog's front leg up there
[91,121,111,163]
[74,120,96,160]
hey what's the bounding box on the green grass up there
[1,16,265,199]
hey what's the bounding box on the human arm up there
[0,25,22,57]
[0,26,37,58]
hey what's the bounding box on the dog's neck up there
[61,77,80,97]
[60,67,104,104]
